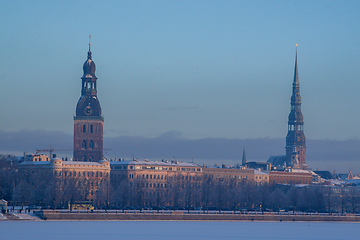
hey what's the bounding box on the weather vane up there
[89,35,91,51]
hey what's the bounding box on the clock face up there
[297,136,301,141]
[84,106,93,115]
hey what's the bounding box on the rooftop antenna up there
[295,43,298,53]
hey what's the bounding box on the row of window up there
[272,179,309,184]
[113,165,201,172]
[135,182,202,189]
[59,179,108,187]
[213,175,248,179]
[54,170,109,178]
[130,174,199,181]
[83,80,96,90]
[76,140,99,150]
[255,176,268,180]
[75,124,101,134]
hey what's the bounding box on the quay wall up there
[35,211,360,222]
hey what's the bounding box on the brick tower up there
[73,43,103,162]
[285,50,306,169]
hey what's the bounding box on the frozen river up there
[0,221,358,240]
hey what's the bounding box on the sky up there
[0,1,359,172]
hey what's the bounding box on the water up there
[0,221,358,240]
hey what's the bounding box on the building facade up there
[269,170,312,185]
[73,46,104,162]
[18,158,110,203]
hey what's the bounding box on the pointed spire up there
[293,46,299,84]
[242,148,247,165]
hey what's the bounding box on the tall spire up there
[242,148,247,166]
[285,45,306,169]
[294,50,299,84]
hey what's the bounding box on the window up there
[90,125,93,133]
[89,140,94,150]
[83,125,86,133]
[82,140,87,150]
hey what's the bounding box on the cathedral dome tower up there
[73,40,104,162]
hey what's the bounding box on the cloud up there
[1,130,359,172]
[0,129,72,154]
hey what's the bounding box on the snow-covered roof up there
[20,161,51,165]
[254,170,269,175]
[63,161,103,166]
[110,160,199,167]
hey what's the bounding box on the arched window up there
[89,140,94,150]
[82,140,87,150]
[90,125,93,133]
[83,125,86,133]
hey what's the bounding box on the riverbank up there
[0,213,42,221]
[32,210,360,222]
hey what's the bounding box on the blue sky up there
[0,1,360,171]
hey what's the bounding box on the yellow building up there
[202,167,269,186]
[18,158,110,203]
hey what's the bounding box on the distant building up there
[23,152,50,162]
[73,45,104,162]
[267,155,286,170]
[110,159,202,187]
[17,158,110,202]
[245,162,271,171]
[202,167,269,186]
[269,170,312,185]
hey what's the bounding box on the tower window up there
[82,140,87,150]
[83,125,86,133]
[90,125,93,133]
[89,140,94,150]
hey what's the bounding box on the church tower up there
[73,42,103,162]
[285,50,306,168]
